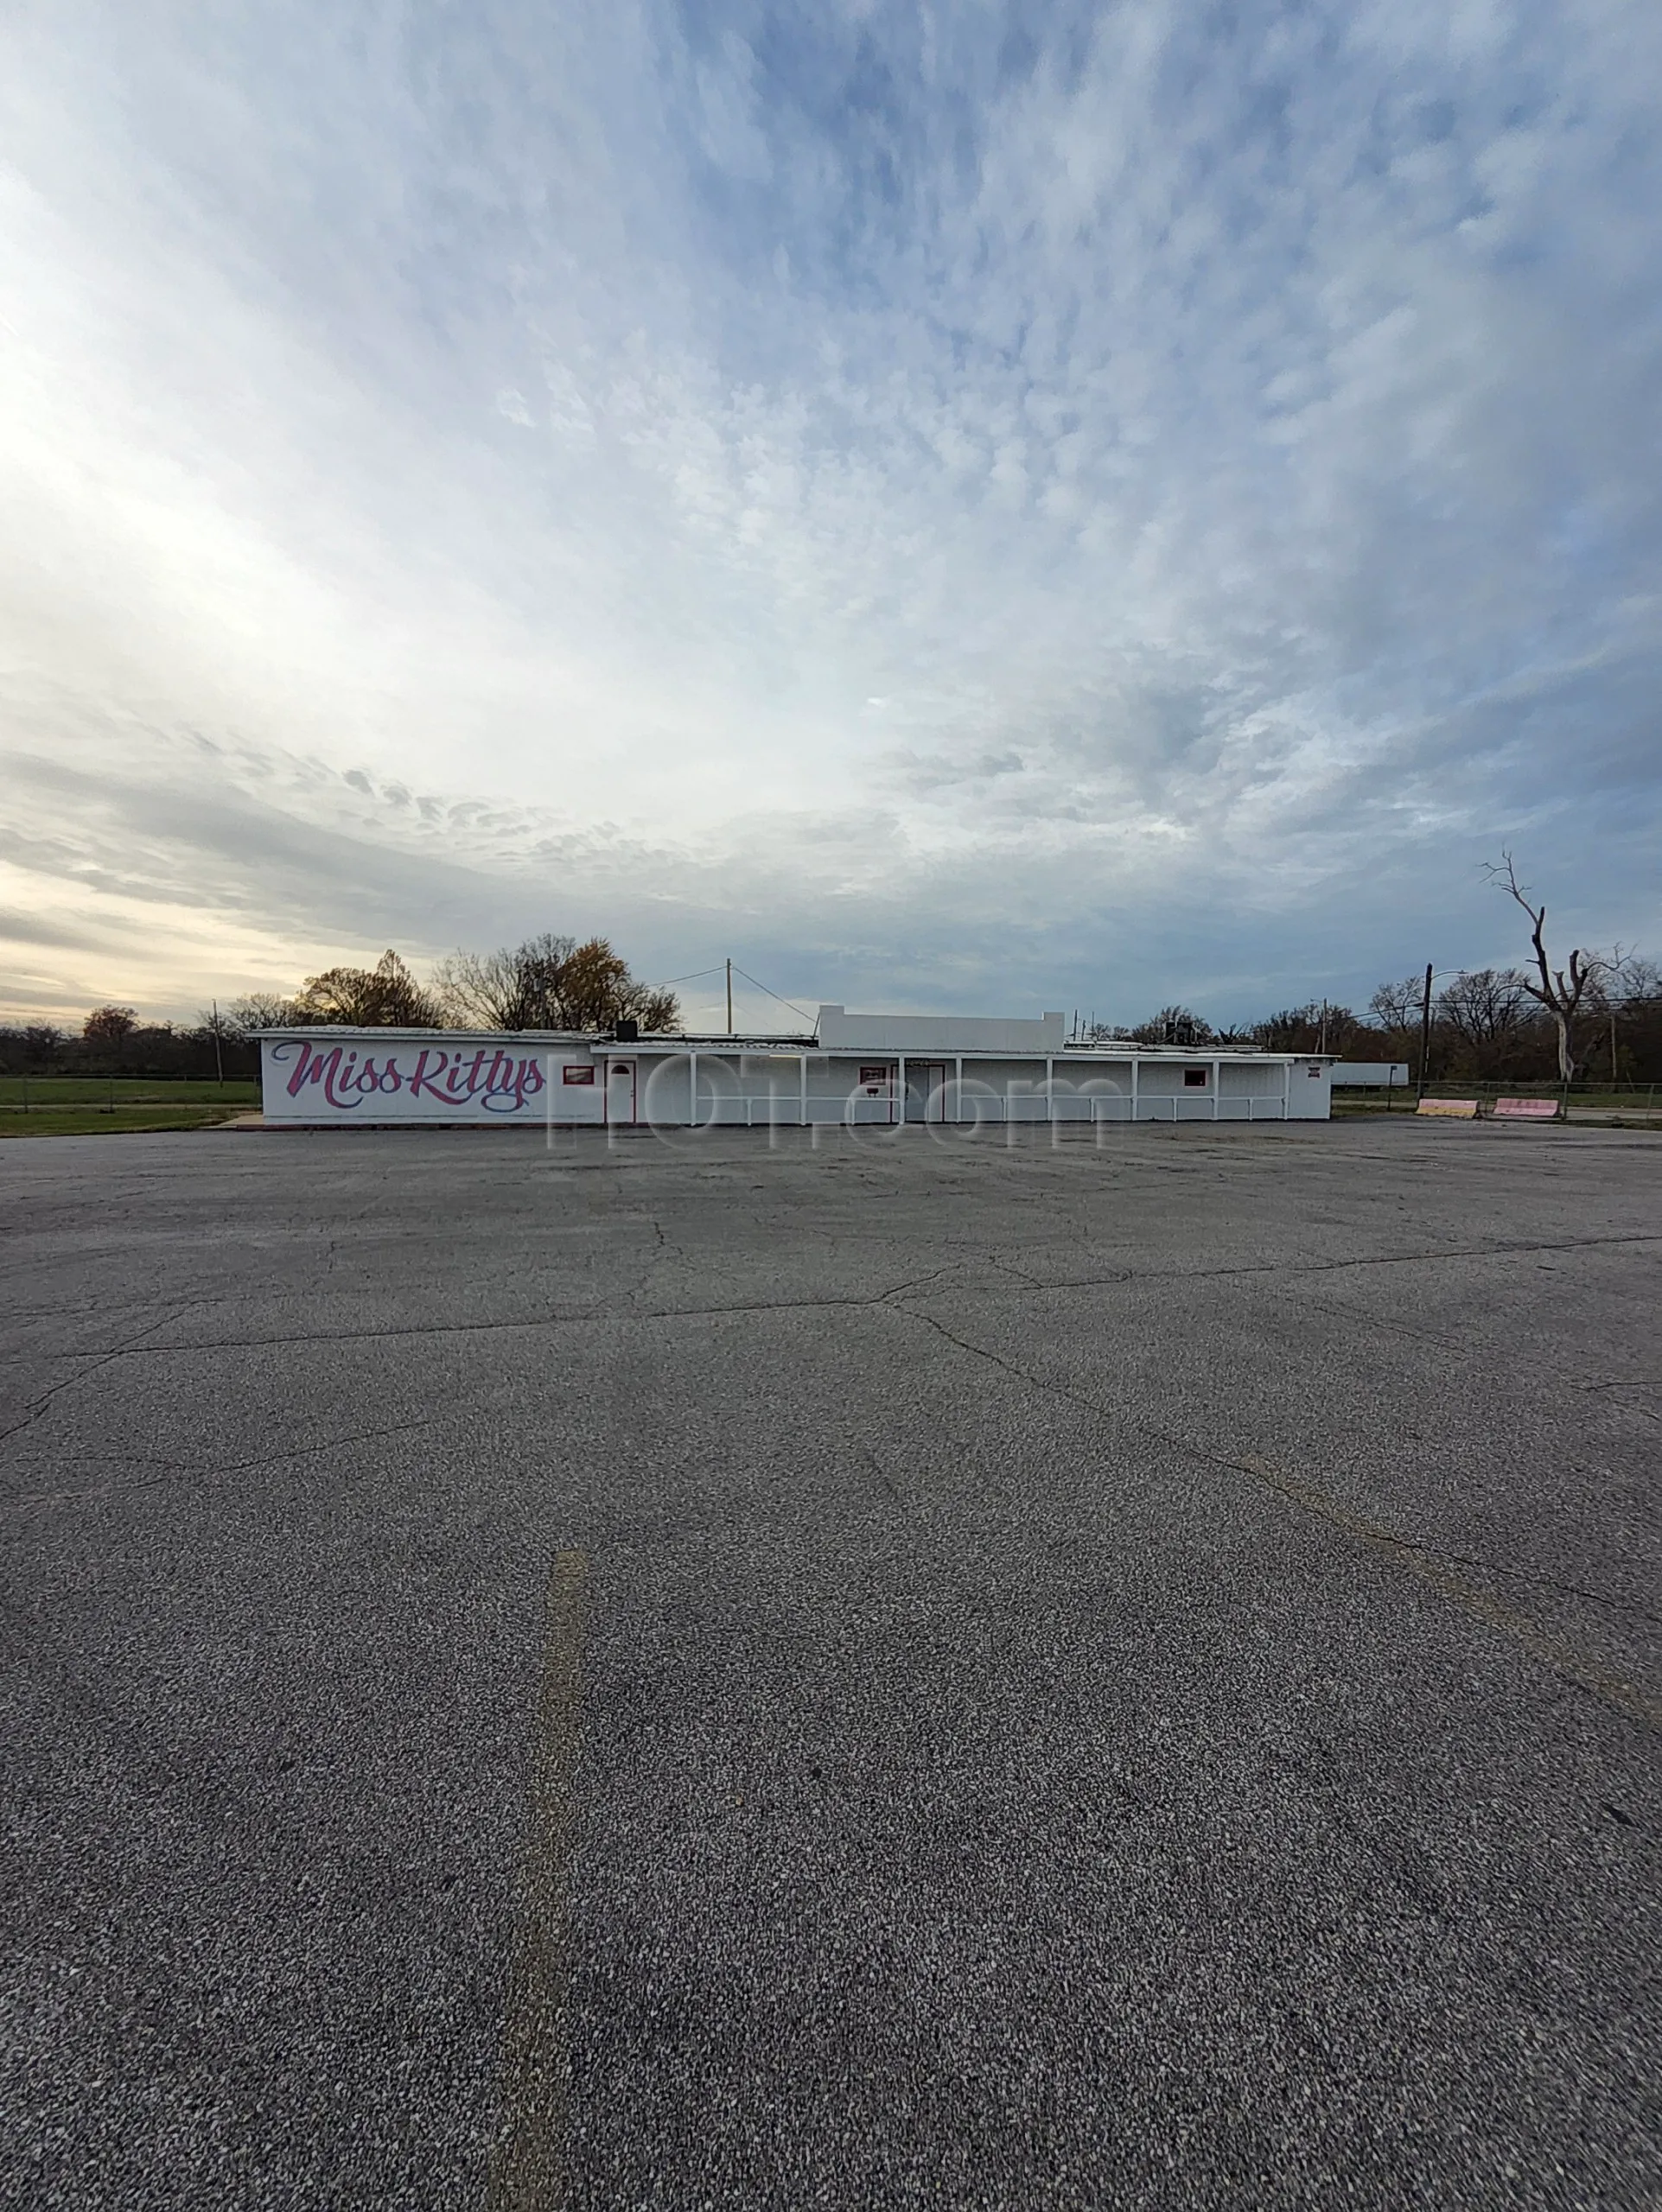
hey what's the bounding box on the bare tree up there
[435,935,576,1029]
[1130,1006,1213,1047]
[1436,968,1531,1053]
[1485,853,1601,1084]
[1369,977,1424,1033]
[1251,1001,1363,1056]
[226,992,302,1034]
[436,934,677,1033]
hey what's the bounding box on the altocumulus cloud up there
[1,0,1658,1027]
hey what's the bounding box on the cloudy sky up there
[2,2,1657,1032]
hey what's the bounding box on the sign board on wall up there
[261,1036,601,1124]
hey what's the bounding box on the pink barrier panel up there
[1417,1098,1479,1119]
[1494,1097,1559,1119]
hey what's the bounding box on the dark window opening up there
[1184,1068,1208,1088]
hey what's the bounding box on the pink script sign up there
[270,1039,548,1114]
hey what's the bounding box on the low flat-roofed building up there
[257,1007,1334,1127]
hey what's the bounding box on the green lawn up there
[0,1076,259,1108]
[0,1105,255,1141]
[0,1078,258,1139]
[1334,1084,1659,1119]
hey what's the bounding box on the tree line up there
[229,936,678,1036]
[1079,858,1662,1084]
[0,935,678,1081]
[5,862,1657,1085]
[1077,955,1662,1085]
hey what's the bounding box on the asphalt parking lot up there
[3,1117,1659,2210]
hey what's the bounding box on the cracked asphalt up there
[3,1116,1659,2210]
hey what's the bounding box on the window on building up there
[1184,1067,1208,1088]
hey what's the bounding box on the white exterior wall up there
[817,1006,1067,1052]
[258,1032,1333,1125]
[1285,1059,1332,1117]
[1329,1061,1410,1086]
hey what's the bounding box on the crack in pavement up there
[10,1416,441,1511]
[888,1304,1662,1731]
[7,1227,1657,1731]
[0,1302,209,1447]
[10,1228,1652,1370]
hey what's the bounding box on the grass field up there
[0,1077,259,1106]
[0,1077,259,1140]
[0,1106,256,1140]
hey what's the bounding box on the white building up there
[1328,1061,1410,1088]
[257,1005,1334,1127]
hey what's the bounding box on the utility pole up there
[211,997,225,1086]
[725,957,733,1036]
[1416,963,1434,1103]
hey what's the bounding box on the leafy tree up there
[292,949,443,1027]
[83,1005,137,1046]
[557,938,678,1032]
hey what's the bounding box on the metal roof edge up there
[250,1027,1336,1065]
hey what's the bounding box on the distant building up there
[256,1004,1335,1127]
[1328,1061,1410,1088]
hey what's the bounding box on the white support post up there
[799,1052,807,1127]
[1282,1057,1290,1120]
[897,1053,906,1130]
[1213,1058,1220,1120]
[1130,1055,1140,1123]
[955,1055,963,1122]
[690,1050,699,1128]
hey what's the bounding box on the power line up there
[730,964,818,1025]
[643,965,727,991]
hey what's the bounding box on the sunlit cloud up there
[2,2,1657,1029]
